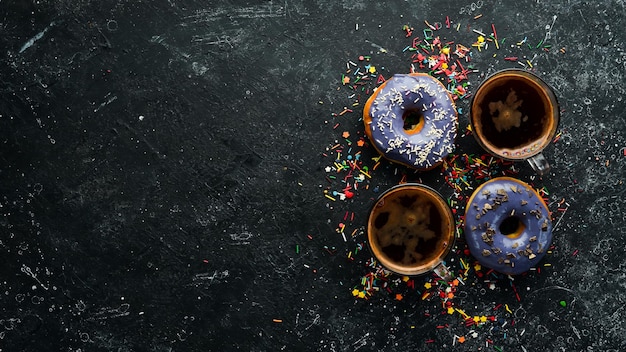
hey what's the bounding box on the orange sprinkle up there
[273,319,283,323]
[458,336,466,343]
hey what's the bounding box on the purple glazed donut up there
[464,177,553,275]
[363,73,458,170]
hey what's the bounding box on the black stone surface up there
[1,0,625,351]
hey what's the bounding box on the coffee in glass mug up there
[367,184,454,277]
[470,69,559,175]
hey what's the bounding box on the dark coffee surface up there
[1,1,625,351]
[475,77,549,149]
[371,191,447,266]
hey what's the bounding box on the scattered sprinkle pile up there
[314,10,572,349]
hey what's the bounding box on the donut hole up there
[499,216,525,238]
[402,109,425,134]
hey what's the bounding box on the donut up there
[363,73,458,170]
[464,177,553,275]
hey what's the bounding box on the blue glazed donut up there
[363,73,458,170]
[464,177,553,275]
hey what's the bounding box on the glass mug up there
[470,69,560,175]
[367,183,455,279]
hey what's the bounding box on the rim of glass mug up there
[366,183,455,276]
[469,68,560,161]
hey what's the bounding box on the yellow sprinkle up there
[505,304,513,314]
[455,308,469,319]
[447,307,455,315]
[359,170,371,178]
[402,276,410,282]
[544,263,552,266]
[424,282,432,289]
[325,194,336,201]
[480,316,487,322]
[358,291,366,299]
[368,66,376,74]
[352,289,360,296]
[527,60,533,68]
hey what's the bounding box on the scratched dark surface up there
[1,0,625,351]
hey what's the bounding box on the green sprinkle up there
[559,300,566,307]
[494,346,503,352]
[536,39,544,48]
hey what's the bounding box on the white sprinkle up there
[473,29,487,36]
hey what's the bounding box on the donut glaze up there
[363,73,458,170]
[464,177,553,275]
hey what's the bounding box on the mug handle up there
[433,262,454,281]
[527,153,550,176]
